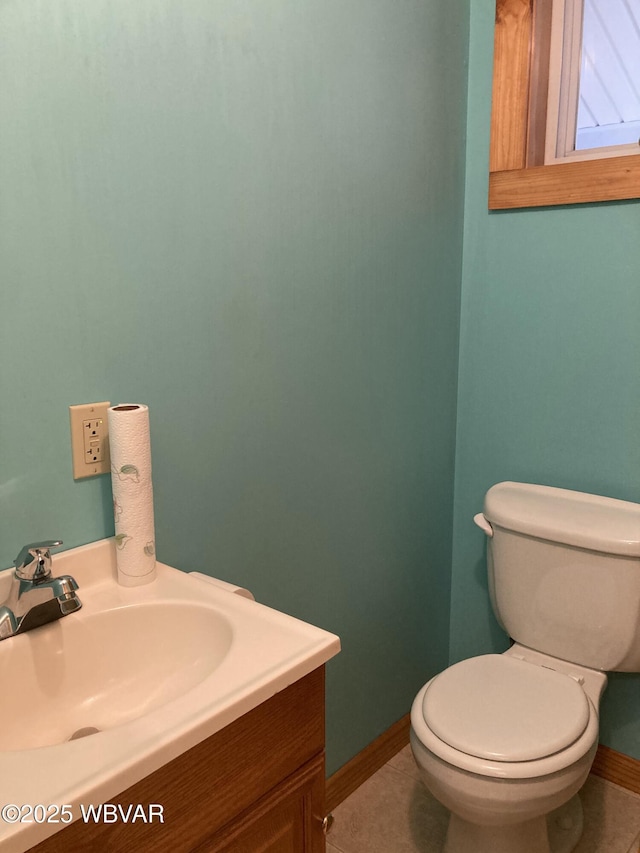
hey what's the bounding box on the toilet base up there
[443,793,583,853]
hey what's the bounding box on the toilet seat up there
[421,654,590,762]
[410,653,600,780]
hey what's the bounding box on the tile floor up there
[327,745,640,853]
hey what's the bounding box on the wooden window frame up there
[489,0,640,210]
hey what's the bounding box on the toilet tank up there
[478,482,640,672]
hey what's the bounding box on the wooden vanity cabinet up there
[31,666,327,853]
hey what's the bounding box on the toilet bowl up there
[408,482,640,853]
[410,646,606,853]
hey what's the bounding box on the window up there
[489,0,640,209]
[546,0,640,162]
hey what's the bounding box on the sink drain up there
[68,727,101,741]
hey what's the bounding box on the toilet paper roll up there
[108,404,156,587]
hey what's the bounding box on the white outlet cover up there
[69,401,111,479]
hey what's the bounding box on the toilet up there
[410,481,640,853]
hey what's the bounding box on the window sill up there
[488,154,640,210]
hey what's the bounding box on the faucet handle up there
[14,540,63,582]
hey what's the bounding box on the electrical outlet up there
[69,401,111,479]
[83,417,105,463]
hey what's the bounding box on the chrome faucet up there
[0,541,82,640]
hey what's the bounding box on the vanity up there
[0,540,340,852]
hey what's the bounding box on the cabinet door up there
[202,755,325,853]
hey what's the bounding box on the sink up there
[0,602,233,751]
[0,538,340,853]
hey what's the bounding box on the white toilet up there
[410,481,640,853]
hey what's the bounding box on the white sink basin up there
[0,601,233,751]
[0,539,340,853]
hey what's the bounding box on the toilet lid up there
[420,655,591,762]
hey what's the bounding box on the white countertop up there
[0,539,340,852]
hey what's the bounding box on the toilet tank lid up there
[483,482,640,557]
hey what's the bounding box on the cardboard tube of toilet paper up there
[108,404,156,587]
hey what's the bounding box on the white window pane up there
[577,0,640,149]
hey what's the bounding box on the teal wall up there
[452,0,640,758]
[0,1,467,773]
[5,0,637,776]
